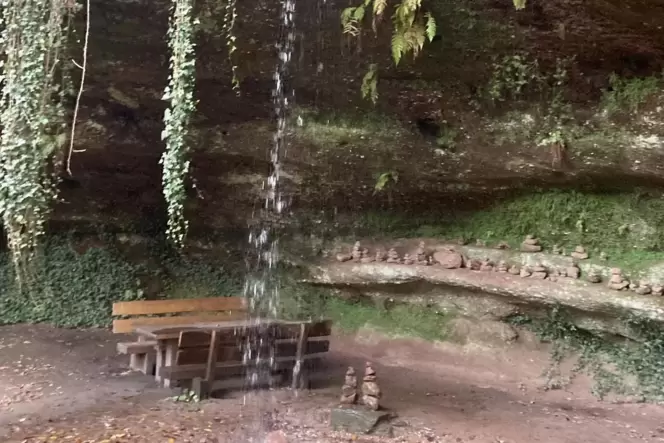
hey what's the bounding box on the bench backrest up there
[175,319,332,367]
[111,297,248,333]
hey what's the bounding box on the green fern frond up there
[391,33,406,65]
[373,0,387,17]
[424,12,436,41]
[352,5,366,22]
[361,63,379,104]
[341,7,355,28]
[513,0,527,10]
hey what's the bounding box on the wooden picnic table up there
[133,318,309,387]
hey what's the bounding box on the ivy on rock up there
[161,0,198,249]
[0,0,74,283]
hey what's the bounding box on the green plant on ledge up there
[601,73,660,115]
[508,306,664,401]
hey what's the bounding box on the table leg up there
[155,343,165,383]
[162,341,178,388]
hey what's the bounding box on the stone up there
[495,241,510,249]
[586,269,602,283]
[608,268,629,291]
[552,244,562,255]
[547,269,559,282]
[508,264,520,275]
[330,407,393,436]
[375,250,386,262]
[340,366,358,405]
[571,245,589,260]
[652,284,663,296]
[433,249,463,269]
[496,260,508,273]
[475,239,486,247]
[360,248,375,264]
[530,264,547,279]
[351,241,362,262]
[336,253,352,262]
[519,267,532,278]
[264,431,289,443]
[479,259,493,272]
[520,235,542,252]
[468,259,481,271]
[415,241,427,264]
[386,248,401,264]
[361,362,381,411]
[599,251,608,261]
[402,253,415,265]
[566,265,580,279]
[635,282,652,295]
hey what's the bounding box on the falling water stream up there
[240,0,297,439]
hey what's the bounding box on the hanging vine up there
[160,0,198,248]
[0,0,76,283]
[222,0,240,93]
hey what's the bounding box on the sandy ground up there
[0,324,663,443]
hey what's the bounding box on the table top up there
[134,318,310,340]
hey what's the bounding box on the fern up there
[361,63,379,104]
[373,0,387,16]
[513,0,527,9]
[424,12,436,41]
[391,33,406,65]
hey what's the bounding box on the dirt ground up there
[1,325,663,443]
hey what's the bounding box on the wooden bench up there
[112,296,247,374]
[159,319,333,398]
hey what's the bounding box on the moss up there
[294,106,406,148]
[352,190,664,273]
[278,279,450,341]
[323,297,450,341]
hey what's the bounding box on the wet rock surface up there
[329,407,394,436]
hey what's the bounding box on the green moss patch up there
[278,280,450,341]
[353,190,664,273]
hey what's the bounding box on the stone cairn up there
[361,362,381,411]
[386,248,401,264]
[530,264,548,279]
[360,248,375,264]
[633,281,652,295]
[375,250,386,262]
[351,241,363,262]
[416,241,430,265]
[479,258,493,272]
[586,269,602,283]
[495,260,508,273]
[403,253,415,265]
[340,366,358,405]
[520,235,542,252]
[608,268,629,291]
[570,245,589,260]
[552,244,562,255]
